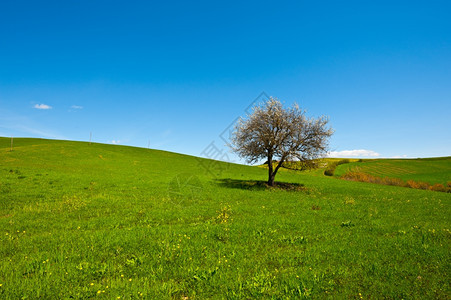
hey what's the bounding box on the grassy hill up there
[335,157,451,185]
[0,138,450,299]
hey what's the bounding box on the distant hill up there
[334,157,451,185]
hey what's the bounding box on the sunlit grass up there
[0,138,450,298]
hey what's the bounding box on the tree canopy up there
[231,98,333,186]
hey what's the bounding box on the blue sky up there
[1,0,450,162]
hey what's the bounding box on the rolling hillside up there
[334,157,451,185]
[0,138,450,299]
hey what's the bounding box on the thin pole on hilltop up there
[89,132,92,145]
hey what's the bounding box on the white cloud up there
[71,105,83,109]
[328,149,380,158]
[390,155,408,158]
[111,140,121,144]
[34,104,52,110]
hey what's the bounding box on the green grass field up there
[1,138,450,299]
[335,157,451,185]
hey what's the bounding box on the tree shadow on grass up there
[215,178,308,192]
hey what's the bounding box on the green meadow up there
[334,157,451,186]
[0,138,450,299]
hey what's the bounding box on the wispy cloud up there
[390,155,408,158]
[328,149,380,158]
[0,108,65,139]
[0,123,66,139]
[111,140,121,144]
[34,104,52,110]
[71,105,83,109]
[14,125,65,139]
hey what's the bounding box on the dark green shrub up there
[337,159,350,165]
[324,159,350,176]
[324,168,335,176]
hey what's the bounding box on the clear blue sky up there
[1,0,450,161]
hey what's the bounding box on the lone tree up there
[231,98,333,186]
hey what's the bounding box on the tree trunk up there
[267,154,275,186]
[268,173,275,186]
[268,156,285,187]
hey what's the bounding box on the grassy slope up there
[334,157,451,185]
[0,138,450,299]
